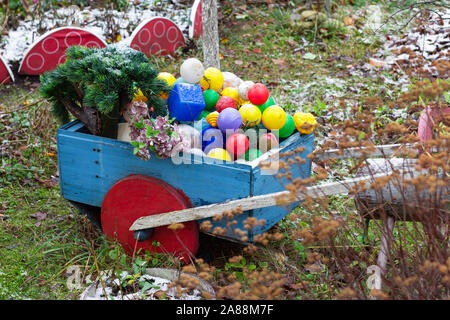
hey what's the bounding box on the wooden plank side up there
[57,124,252,211]
[249,133,314,237]
[196,132,314,241]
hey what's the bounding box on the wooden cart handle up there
[129,171,393,231]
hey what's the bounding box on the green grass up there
[0,1,432,300]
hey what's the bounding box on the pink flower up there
[127,102,183,160]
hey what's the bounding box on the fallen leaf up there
[272,58,287,67]
[303,53,317,60]
[252,48,262,54]
[34,174,58,187]
[235,60,244,66]
[369,58,385,67]
[287,39,296,47]
[344,17,354,26]
[305,262,324,273]
[44,152,56,157]
[30,211,47,221]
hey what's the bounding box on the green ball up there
[257,96,275,113]
[279,114,295,138]
[203,89,220,111]
[240,148,263,161]
[196,110,210,120]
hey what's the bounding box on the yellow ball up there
[133,89,148,102]
[206,111,219,128]
[221,87,240,103]
[239,103,261,126]
[207,148,232,161]
[262,105,287,130]
[238,99,250,109]
[293,112,317,134]
[157,72,176,87]
[200,68,224,91]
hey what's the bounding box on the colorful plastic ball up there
[178,124,201,149]
[180,58,205,84]
[202,126,224,152]
[196,110,210,120]
[293,112,318,134]
[239,103,261,127]
[207,148,232,161]
[217,108,243,133]
[279,114,296,138]
[226,133,249,158]
[238,98,249,108]
[222,72,242,89]
[239,148,263,161]
[248,83,270,106]
[262,105,287,130]
[259,133,279,152]
[203,89,220,111]
[174,77,187,85]
[206,111,219,127]
[216,96,237,113]
[257,96,275,113]
[157,72,176,87]
[200,67,224,91]
[221,87,240,103]
[238,81,255,101]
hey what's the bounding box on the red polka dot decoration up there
[0,56,14,84]
[189,0,203,39]
[129,17,185,57]
[18,27,107,76]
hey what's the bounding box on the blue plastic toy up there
[168,83,205,122]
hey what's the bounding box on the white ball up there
[238,80,255,101]
[178,124,201,149]
[180,58,204,84]
[222,72,242,89]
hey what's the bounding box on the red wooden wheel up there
[101,175,199,263]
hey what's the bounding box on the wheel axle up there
[133,228,154,242]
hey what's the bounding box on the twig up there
[91,241,108,300]
[373,0,448,34]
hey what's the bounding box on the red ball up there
[258,132,279,152]
[247,83,269,106]
[216,96,237,113]
[226,133,249,158]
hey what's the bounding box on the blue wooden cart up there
[57,120,314,261]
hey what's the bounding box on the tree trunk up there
[202,0,220,69]
[99,91,129,139]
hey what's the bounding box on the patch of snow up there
[0,1,191,63]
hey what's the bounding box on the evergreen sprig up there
[40,44,171,137]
